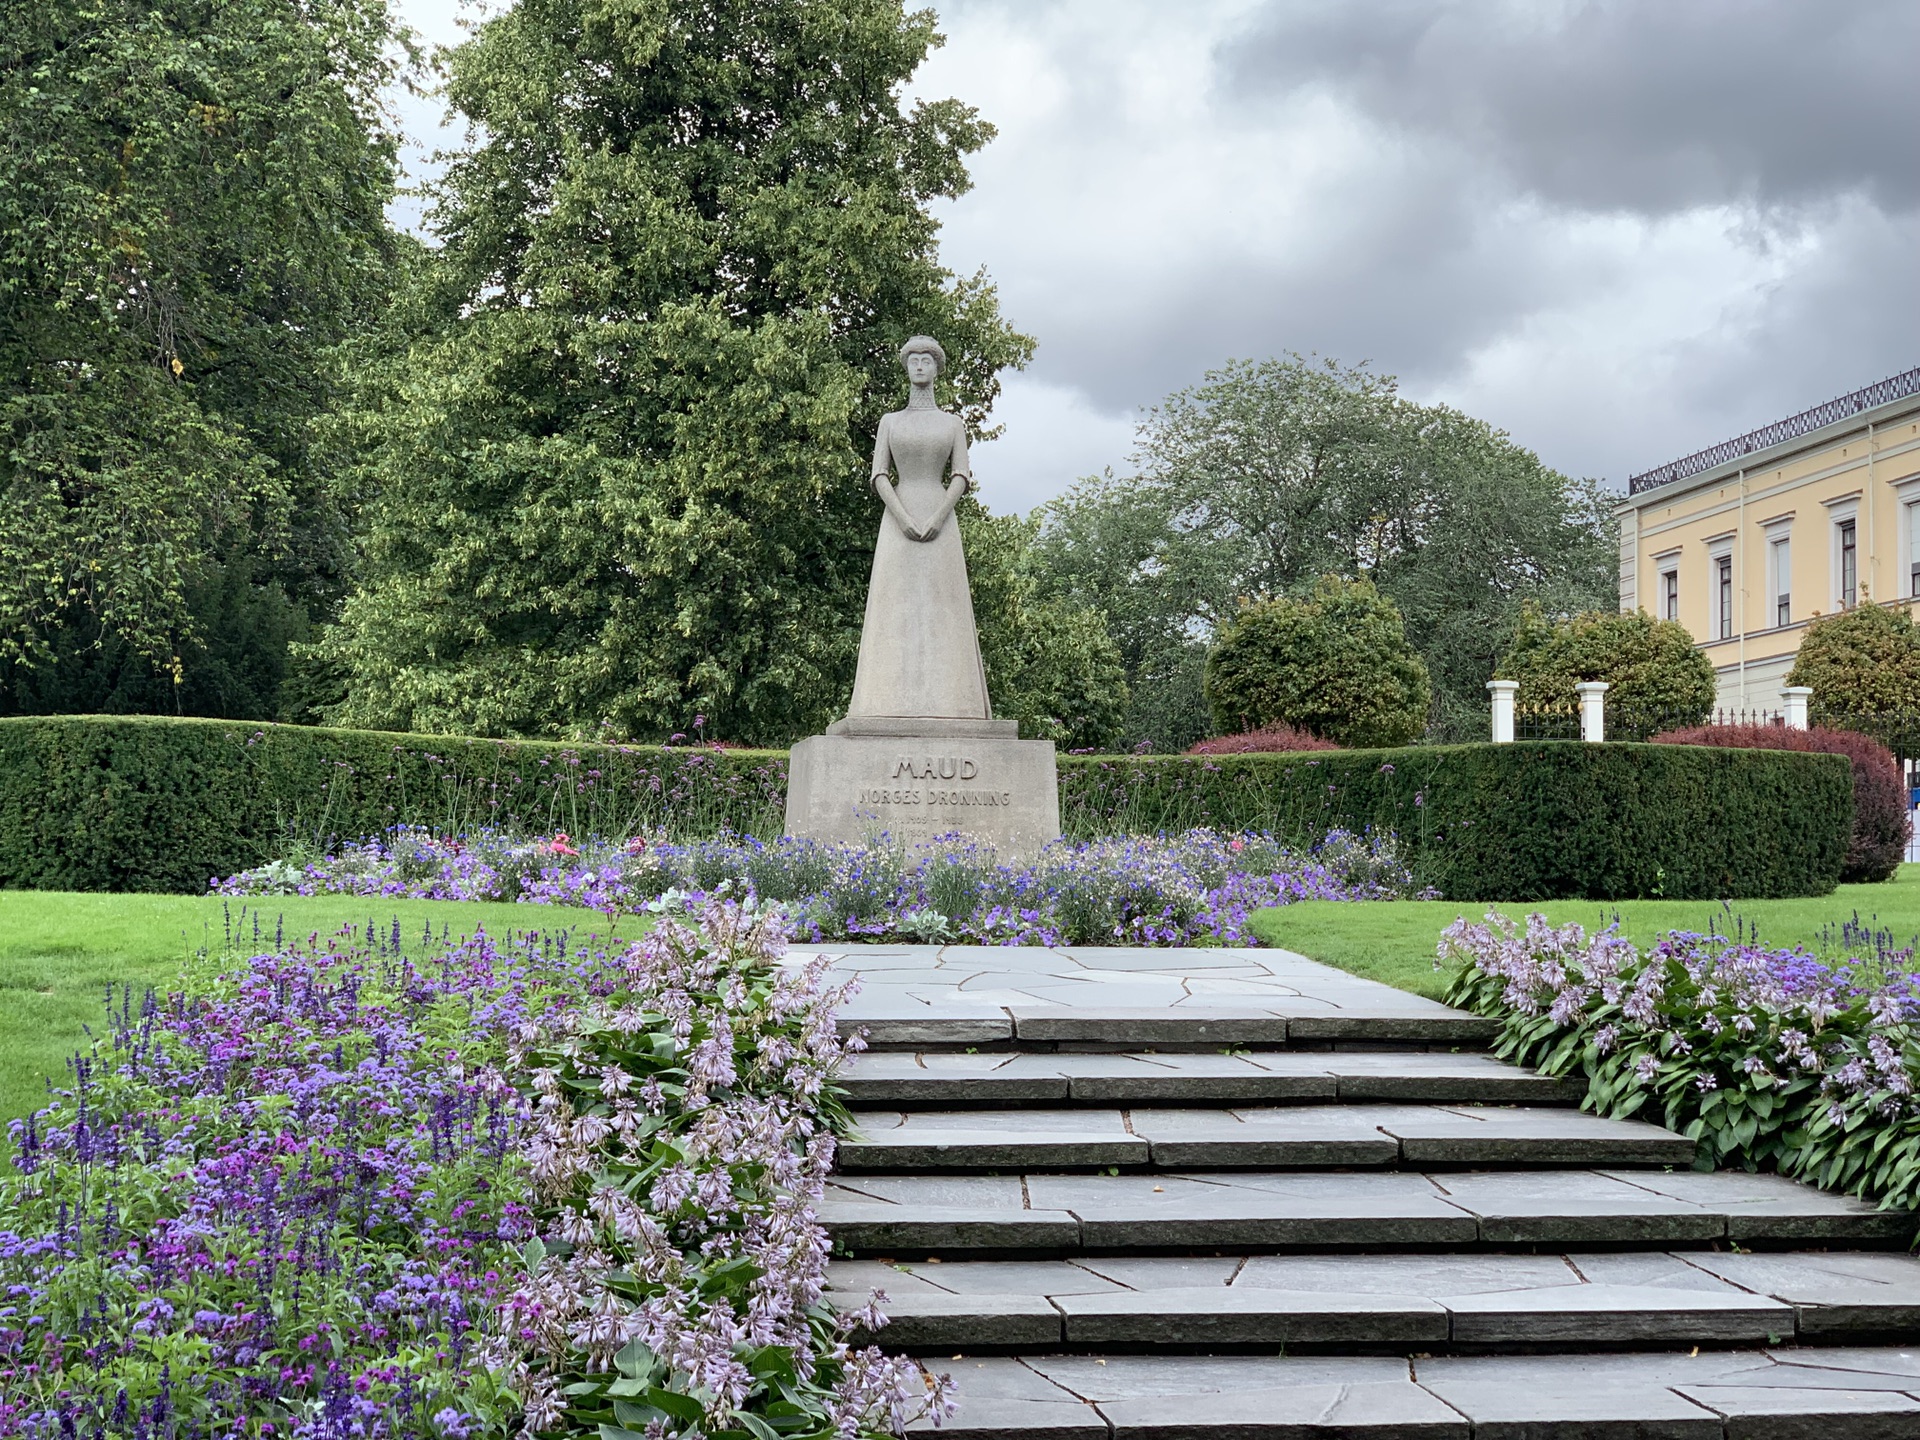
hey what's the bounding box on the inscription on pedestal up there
[786,732,1060,860]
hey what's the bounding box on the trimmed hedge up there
[0,715,788,894]
[0,718,1852,900]
[1058,741,1852,901]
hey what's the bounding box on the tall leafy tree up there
[1034,355,1615,749]
[961,504,1128,751]
[0,0,409,715]
[317,0,1030,745]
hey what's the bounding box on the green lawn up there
[0,890,618,1158]
[1249,864,1920,1000]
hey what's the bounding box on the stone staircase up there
[810,944,1920,1438]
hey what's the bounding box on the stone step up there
[839,1104,1693,1172]
[804,943,1499,1049]
[905,1349,1920,1438]
[828,1251,1920,1353]
[824,1170,1915,1255]
[836,1001,1498,1050]
[839,1051,1580,1108]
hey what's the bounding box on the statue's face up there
[904,350,938,386]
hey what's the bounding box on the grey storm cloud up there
[1222,0,1920,218]
[387,0,1920,506]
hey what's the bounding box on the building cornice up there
[1621,366,1920,507]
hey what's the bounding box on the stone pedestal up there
[785,716,1060,859]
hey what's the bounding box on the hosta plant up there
[1441,913,1920,1209]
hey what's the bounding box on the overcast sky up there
[390,0,1920,513]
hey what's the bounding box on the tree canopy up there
[0,0,409,716]
[1497,604,1716,734]
[314,0,1031,745]
[1034,355,1615,750]
[1789,604,1920,722]
[962,505,1128,751]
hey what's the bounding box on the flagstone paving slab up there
[840,1050,1580,1106]
[842,1104,1694,1172]
[808,944,1499,1047]
[829,942,1920,1432]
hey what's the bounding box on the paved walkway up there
[804,945,1920,1438]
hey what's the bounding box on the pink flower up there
[547,833,579,857]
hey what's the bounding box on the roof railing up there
[1627,365,1920,495]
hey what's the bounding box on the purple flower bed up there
[1,905,934,1439]
[215,828,1425,947]
[1442,913,1920,1209]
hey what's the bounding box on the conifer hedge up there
[0,716,788,893]
[0,718,1852,900]
[1057,742,1851,901]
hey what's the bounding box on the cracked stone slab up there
[1056,1285,1452,1347]
[1598,1169,1918,1244]
[842,1109,1150,1170]
[842,1104,1694,1173]
[822,1202,1080,1252]
[1677,1384,1920,1437]
[1009,1007,1292,1045]
[1373,1105,1696,1167]
[825,1169,1906,1255]
[1439,1282,1791,1346]
[1126,1107,1402,1168]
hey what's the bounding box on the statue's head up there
[899,335,946,387]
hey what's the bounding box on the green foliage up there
[317,0,1031,746]
[1788,603,1920,720]
[1032,355,1615,750]
[0,717,1852,903]
[1060,741,1851,900]
[0,550,309,719]
[0,0,408,706]
[1497,603,1716,733]
[962,505,1128,750]
[1205,577,1430,748]
[0,716,787,893]
[1443,916,1920,1212]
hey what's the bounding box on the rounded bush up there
[1187,723,1340,755]
[1788,603,1920,720]
[1652,723,1908,883]
[1498,604,1715,734]
[1205,576,1430,748]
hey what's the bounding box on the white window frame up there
[1760,514,1793,630]
[1651,547,1681,624]
[1892,474,1920,600]
[1825,493,1861,610]
[1707,535,1736,641]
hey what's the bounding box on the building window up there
[1909,501,1920,598]
[1771,536,1790,628]
[1839,518,1858,607]
[1661,569,1678,622]
[1716,554,1733,639]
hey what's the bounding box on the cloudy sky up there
[390,0,1920,513]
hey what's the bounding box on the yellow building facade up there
[1617,367,1920,711]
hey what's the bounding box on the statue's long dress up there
[846,405,992,719]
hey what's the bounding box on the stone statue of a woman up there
[843,335,993,721]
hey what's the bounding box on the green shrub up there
[0,717,1852,901]
[1789,603,1920,723]
[1205,576,1431,747]
[1060,741,1850,900]
[1497,603,1715,736]
[0,715,787,893]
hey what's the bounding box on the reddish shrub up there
[1651,723,1909,884]
[1187,723,1341,756]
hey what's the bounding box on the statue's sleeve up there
[870,414,892,481]
[951,417,972,486]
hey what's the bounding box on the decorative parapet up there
[1627,366,1920,496]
